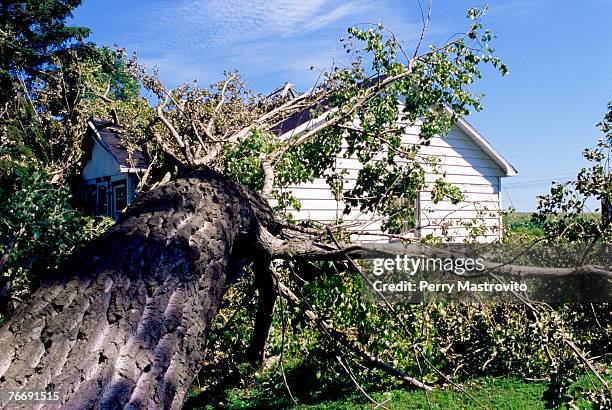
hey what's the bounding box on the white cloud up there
[305,1,371,31]
[201,0,330,36]
[106,0,431,89]
[137,0,365,49]
[139,52,212,85]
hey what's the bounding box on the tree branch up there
[260,155,274,198]
[275,277,433,391]
[156,96,195,166]
[269,231,612,280]
[270,70,416,165]
[247,261,277,362]
[413,0,433,59]
[207,74,236,137]
[94,81,120,124]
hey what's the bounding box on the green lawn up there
[293,378,547,409]
[186,374,608,409]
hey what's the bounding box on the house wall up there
[82,174,130,219]
[407,125,504,242]
[127,174,138,204]
[82,138,121,180]
[81,138,140,220]
[278,124,506,243]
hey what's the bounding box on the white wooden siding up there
[277,123,507,243]
[82,139,121,180]
[415,126,503,242]
[82,138,140,219]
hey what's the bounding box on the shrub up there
[0,168,112,304]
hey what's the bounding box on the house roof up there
[269,99,327,137]
[269,77,384,137]
[453,115,518,177]
[88,118,149,170]
[268,89,517,177]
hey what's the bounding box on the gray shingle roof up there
[268,101,323,137]
[90,118,149,170]
[268,76,387,137]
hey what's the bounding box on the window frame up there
[112,179,128,220]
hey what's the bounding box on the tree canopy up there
[0,0,89,100]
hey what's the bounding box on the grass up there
[185,365,609,410]
[182,211,611,409]
[502,211,605,243]
[284,378,548,410]
[185,349,612,410]
[502,212,545,240]
[187,376,603,409]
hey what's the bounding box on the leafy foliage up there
[195,264,611,407]
[128,7,508,236]
[198,103,612,408]
[1,2,610,408]
[0,1,148,309]
[0,168,112,300]
[534,102,612,243]
[0,0,90,101]
[0,46,151,189]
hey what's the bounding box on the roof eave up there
[88,119,150,171]
[87,120,121,166]
[453,116,518,177]
[275,112,518,178]
[275,111,330,140]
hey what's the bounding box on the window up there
[82,185,96,216]
[113,182,127,219]
[97,184,107,216]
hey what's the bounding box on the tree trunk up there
[0,170,275,409]
[603,198,611,228]
[246,262,277,362]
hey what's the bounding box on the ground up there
[185,369,609,409]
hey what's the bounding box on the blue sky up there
[72,0,611,211]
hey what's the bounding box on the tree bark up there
[0,169,276,409]
[246,262,277,362]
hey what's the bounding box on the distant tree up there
[535,102,612,242]
[597,103,612,227]
[0,45,152,313]
[0,1,151,314]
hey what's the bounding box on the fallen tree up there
[1,3,611,409]
[0,170,279,408]
[1,169,610,408]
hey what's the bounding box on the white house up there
[80,104,516,242]
[80,118,149,220]
[270,105,517,243]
